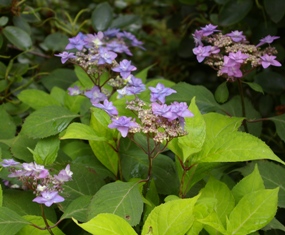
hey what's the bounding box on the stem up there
[41,205,55,235]
[237,79,249,133]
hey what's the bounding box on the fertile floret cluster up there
[192,24,281,81]
[1,159,72,207]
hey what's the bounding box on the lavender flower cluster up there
[1,159,72,207]
[192,24,281,81]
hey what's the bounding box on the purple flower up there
[228,51,248,64]
[94,99,118,116]
[200,24,219,36]
[220,56,243,78]
[193,45,212,63]
[149,83,176,103]
[125,76,145,95]
[33,191,64,207]
[22,162,49,179]
[68,86,81,96]
[1,159,20,167]
[84,31,104,48]
[106,41,129,54]
[169,102,194,120]
[260,54,282,68]
[151,103,172,118]
[226,30,246,42]
[256,35,280,47]
[112,59,137,79]
[108,116,139,137]
[65,33,86,50]
[104,28,120,37]
[192,30,204,46]
[119,31,144,49]
[54,52,76,64]
[97,47,117,65]
[210,46,220,54]
[84,86,107,104]
[54,164,73,183]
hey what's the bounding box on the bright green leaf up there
[232,164,265,202]
[87,181,144,226]
[91,2,113,31]
[214,81,229,103]
[142,195,200,235]
[18,89,61,110]
[218,0,253,26]
[73,213,137,235]
[0,185,2,207]
[74,65,94,89]
[22,106,79,139]
[0,207,30,235]
[135,64,154,84]
[227,188,279,235]
[18,215,64,235]
[33,136,60,165]
[199,177,235,226]
[191,113,285,165]
[60,123,106,141]
[3,26,32,50]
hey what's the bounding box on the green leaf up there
[18,215,65,235]
[91,2,113,31]
[268,114,285,142]
[199,177,235,226]
[0,16,8,26]
[74,65,94,89]
[18,89,61,110]
[3,26,32,50]
[227,188,279,235]
[167,82,221,113]
[240,161,285,208]
[220,96,262,137]
[214,81,229,103]
[64,92,88,114]
[3,190,56,222]
[41,69,78,92]
[41,32,69,51]
[255,71,285,94]
[191,113,285,165]
[135,64,154,84]
[22,106,79,139]
[168,97,206,162]
[62,163,105,209]
[0,105,16,139]
[143,180,160,222]
[110,14,140,29]
[264,0,285,23]
[141,195,200,235]
[73,213,137,235]
[60,123,106,141]
[232,164,265,203]
[87,181,144,226]
[263,217,285,232]
[10,133,36,162]
[0,185,2,207]
[218,0,253,26]
[33,136,60,165]
[61,195,92,222]
[244,82,264,94]
[0,207,30,235]
[12,15,31,34]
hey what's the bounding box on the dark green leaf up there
[91,2,113,31]
[218,0,253,26]
[41,69,78,92]
[0,16,8,26]
[12,16,31,34]
[110,14,140,28]
[87,181,144,226]
[3,26,32,50]
[21,106,79,139]
[268,114,285,142]
[0,105,16,139]
[264,0,285,23]
[41,32,69,51]
[0,207,30,235]
[244,82,264,94]
[255,71,285,94]
[214,81,229,103]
